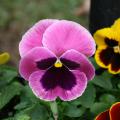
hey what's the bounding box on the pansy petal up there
[29,69,87,101]
[29,71,58,101]
[19,19,59,57]
[104,38,118,47]
[60,49,95,80]
[108,53,120,74]
[95,46,114,68]
[95,110,110,120]
[109,102,120,120]
[0,52,10,65]
[43,20,95,57]
[94,28,120,47]
[56,71,87,101]
[111,18,120,33]
[19,47,56,80]
[40,65,77,91]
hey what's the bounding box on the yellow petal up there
[94,28,120,46]
[94,28,111,46]
[111,18,120,32]
[108,64,120,74]
[0,52,10,65]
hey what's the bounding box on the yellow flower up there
[94,18,120,74]
[0,52,10,65]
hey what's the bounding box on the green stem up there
[50,101,58,120]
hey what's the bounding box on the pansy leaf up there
[91,71,113,90]
[15,114,30,120]
[30,104,49,120]
[0,82,22,109]
[15,104,36,116]
[14,101,29,110]
[118,81,120,89]
[78,83,96,108]
[48,118,54,120]
[20,85,39,103]
[0,65,17,86]
[99,94,116,105]
[14,103,49,120]
[90,102,110,115]
[70,99,82,106]
[63,103,85,117]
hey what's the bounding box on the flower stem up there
[50,101,58,120]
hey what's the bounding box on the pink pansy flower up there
[19,19,96,101]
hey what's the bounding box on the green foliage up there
[0,65,17,87]
[0,82,22,109]
[90,102,110,115]
[0,65,22,110]
[92,71,113,90]
[16,114,30,120]
[63,103,85,117]
[78,83,96,108]
[99,94,116,104]
[30,104,49,120]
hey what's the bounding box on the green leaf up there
[0,65,17,86]
[14,103,49,120]
[15,104,35,115]
[91,72,113,90]
[30,104,49,120]
[63,104,85,117]
[78,83,96,108]
[20,85,39,103]
[118,82,120,89]
[20,85,49,109]
[70,99,82,106]
[0,82,22,109]
[90,102,110,115]
[99,94,116,104]
[14,101,28,110]
[16,114,30,120]
[48,118,54,120]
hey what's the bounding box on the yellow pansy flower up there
[0,52,10,65]
[94,18,120,74]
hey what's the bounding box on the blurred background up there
[0,0,89,67]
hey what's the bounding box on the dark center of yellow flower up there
[105,38,120,53]
[114,45,120,53]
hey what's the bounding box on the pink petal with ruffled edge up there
[61,49,95,80]
[43,20,96,57]
[19,19,59,57]
[19,47,56,80]
[56,71,87,101]
[29,71,58,101]
[29,70,87,101]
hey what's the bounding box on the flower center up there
[54,60,63,68]
[114,44,120,53]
